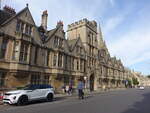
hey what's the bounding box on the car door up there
[27,85,42,100]
[38,85,48,98]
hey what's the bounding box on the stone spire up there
[97,22,109,54]
[97,22,104,49]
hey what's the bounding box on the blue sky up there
[1,0,150,75]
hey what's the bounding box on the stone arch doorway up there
[89,74,95,91]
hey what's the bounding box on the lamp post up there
[84,76,87,89]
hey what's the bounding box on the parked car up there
[0,93,3,100]
[3,84,54,105]
[139,86,144,90]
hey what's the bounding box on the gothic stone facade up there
[0,6,129,92]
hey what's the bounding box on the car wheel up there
[17,95,28,106]
[47,93,53,102]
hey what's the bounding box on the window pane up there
[0,39,8,59]
[0,73,5,87]
[16,20,21,31]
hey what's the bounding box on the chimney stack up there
[3,5,16,15]
[41,10,48,30]
[57,20,63,27]
[56,20,64,31]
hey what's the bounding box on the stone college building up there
[0,5,130,92]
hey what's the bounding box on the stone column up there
[17,41,21,61]
[5,39,13,60]
[50,52,53,67]
[56,52,59,67]
[62,54,64,68]
[27,44,31,64]
[79,58,80,71]
[108,79,111,89]
[94,76,98,91]
[115,80,117,88]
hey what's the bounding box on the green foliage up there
[147,75,150,79]
[132,77,139,85]
[127,79,132,86]
[16,86,25,90]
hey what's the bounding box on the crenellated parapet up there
[67,18,97,32]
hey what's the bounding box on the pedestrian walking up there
[68,84,73,95]
[61,85,66,93]
[77,79,84,99]
[65,85,70,95]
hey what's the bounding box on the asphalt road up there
[0,88,150,113]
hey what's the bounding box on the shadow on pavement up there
[84,95,93,99]
[122,91,150,113]
[28,96,67,105]
[54,96,68,101]
[7,96,68,106]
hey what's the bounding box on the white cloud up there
[102,2,150,74]
[9,0,109,31]
[108,26,150,66]
[2,0,112,31]
[103,15,125,34]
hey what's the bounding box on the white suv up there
[3,84,54,105]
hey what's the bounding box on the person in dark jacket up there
[77,79,84,99]
[68,84,73,95]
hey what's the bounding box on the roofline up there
[0,6,36,27]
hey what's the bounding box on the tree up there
[132,77,139,86]
[147,75,150,79]
[126,79,132,88]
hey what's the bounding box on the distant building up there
[0,5,132,92]
[132,72,150,87]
